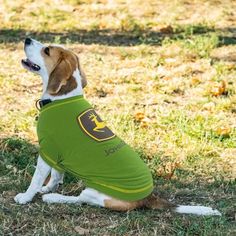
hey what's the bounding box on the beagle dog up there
[14,38,221,216]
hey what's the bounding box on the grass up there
[0,0,236,235]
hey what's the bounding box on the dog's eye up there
[44,47,50,56]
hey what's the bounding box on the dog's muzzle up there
[22,38,41,71]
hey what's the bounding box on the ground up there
[0,0,236,235]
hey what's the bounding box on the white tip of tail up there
[175,205,221,216]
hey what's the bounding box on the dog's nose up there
[25,38,32,45]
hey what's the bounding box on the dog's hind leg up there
[78,188,111,207]
[42,188,111,206]
[41,168,64,193]
[42,193,82,204]
[42,188,144,211]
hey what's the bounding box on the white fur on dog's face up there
[22,38,87,98]
[22,39,47,75]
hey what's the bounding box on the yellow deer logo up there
[89,113,106,132]
[77,108,116,141]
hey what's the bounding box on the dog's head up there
[22,38,87,96]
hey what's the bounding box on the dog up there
[14,38,221,216]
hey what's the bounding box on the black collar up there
[36,99,52,109]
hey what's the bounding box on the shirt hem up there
[86,181,154,201]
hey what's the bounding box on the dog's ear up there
[80,66,87,88]
[76,56,87,88]
[47,58,73,95]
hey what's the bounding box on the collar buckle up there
[35,99,52,110]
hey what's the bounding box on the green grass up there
[0,0,236,235]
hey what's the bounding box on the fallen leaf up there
[134,112,145,122]
[210,80,227,96]
[163,76,172,81]
[96,88,108,97]
[74,226,90,235]
[56,5,75,12]
[140,117,152,128]
[216,125,231,137]
[156,168,164,177]
[190,77,201,86]
[156,162,181,180]
[202,102,215,112]
[231,108,236,113]
[160,25,174,34]
[164,57,178,65]
[172,88,184,95]
[2,191,17,197]
[163,172,175,180]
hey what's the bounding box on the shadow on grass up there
[0,26,236,46]
[0,136,78,184]
[1,29,163,46]
[218,27,236,46]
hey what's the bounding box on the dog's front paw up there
[14,193,33,204]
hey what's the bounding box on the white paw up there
[42,193,61,203]
[41,184,58,193]
[207,208,222,216]
[14,193,33,204]
[41,186,51,193]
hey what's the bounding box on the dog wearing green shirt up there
[14,38,221,216]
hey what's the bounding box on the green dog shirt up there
[37,95,153,201]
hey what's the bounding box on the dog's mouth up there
[21,58,41,71]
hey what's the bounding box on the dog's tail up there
[143,194,221,216]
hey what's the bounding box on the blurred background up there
[0,0,236,235]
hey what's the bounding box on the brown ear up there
[76,56,87,88]
[80,66,87,88]
[47,59,72,95]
